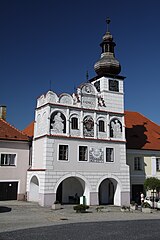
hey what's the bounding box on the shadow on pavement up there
[0,206,12,213]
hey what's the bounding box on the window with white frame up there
[79,146,88,161]
[0,154,16,166]
[99,120,105,132]
[134,157,142,170]
[156,158,160,171]
[106,148,114,162]
[71,117,78,129]
[59,145,68,161]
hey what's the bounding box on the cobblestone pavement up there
[0,201,160,233]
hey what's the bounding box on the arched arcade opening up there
[56,176,89,204]
[29,176,39,202]
[98,178,120,205]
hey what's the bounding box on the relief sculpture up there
[51,112,64,133]
[83,116,94,137]
[110,119,122,138]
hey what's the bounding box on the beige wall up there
[144,156,152,176]
[127,149,160,190]
[0,140,30,199]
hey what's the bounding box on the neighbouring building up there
[26,20,131,207]
[0,106,30,201]
[125,111,160,204]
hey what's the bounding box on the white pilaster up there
[66,108,70,136]
[151,156,156,176]
[94,112,97,138]
[106,113,109,139]
[80,110,83,137]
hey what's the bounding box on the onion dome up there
[94,18,121,76]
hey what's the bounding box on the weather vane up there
[106,17,111,32]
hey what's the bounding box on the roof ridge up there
[0,118,28,138]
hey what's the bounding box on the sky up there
[1,0,160,130]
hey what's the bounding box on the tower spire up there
[94,19,121,76]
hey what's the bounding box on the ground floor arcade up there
[27,171,130,207]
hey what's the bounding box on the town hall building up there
[26,19,130,207]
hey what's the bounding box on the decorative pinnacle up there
[106,17,111,32]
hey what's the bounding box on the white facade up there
[27,76,130,206]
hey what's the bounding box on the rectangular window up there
[134,157,142,170]
[99,120,105,132]
[59,145,68,161]
[156,158,160,171]
[106,148,114,162]
[79,146,88,161]
[0,154,16,166]
[109,79,119,92]
[71,117,78,130]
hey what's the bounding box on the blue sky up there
[1,0,160,130]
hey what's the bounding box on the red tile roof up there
[125,111,160,151]
[23,121,34,137]
[22,111,160,151]
[0,118,29,141]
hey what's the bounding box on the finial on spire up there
[106,17,111,32]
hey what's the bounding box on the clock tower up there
[92,18,125,114]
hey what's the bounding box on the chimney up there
[0,106,6,121]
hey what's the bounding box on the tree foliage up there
[144,177,160,191]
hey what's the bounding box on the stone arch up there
[28,175,40,202]
[54,173,91,205]
[97,115,106,122]
[69,112,80,119]
[96,175,122,206]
